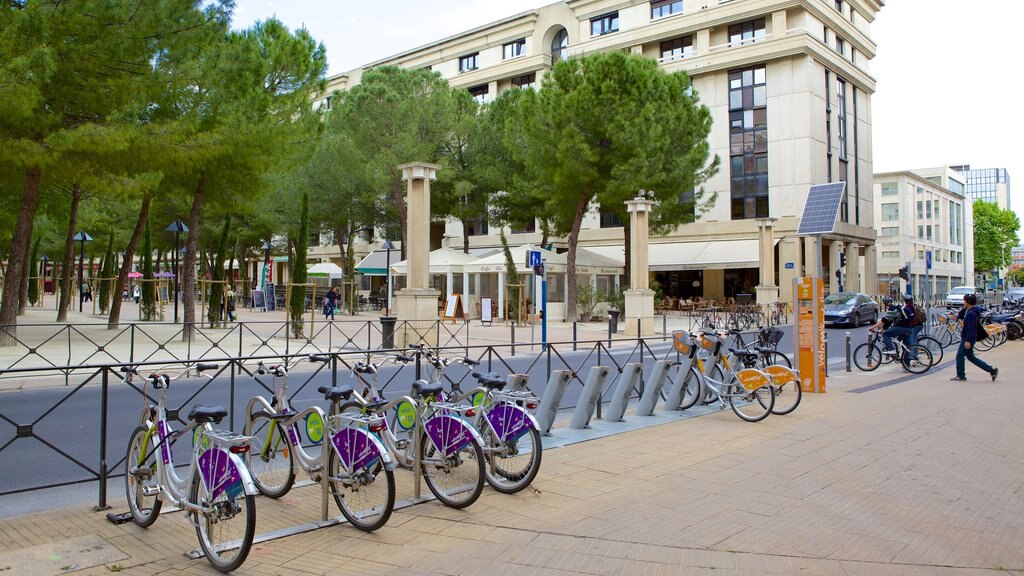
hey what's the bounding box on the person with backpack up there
[951,293,998,381]
[882,294,915,354]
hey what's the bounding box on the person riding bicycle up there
[881,295,916,354]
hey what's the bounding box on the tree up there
[98,231,115,314]
[433,90,486,254]
[207,217,231,328]
[27,237,40,306]
[508,51,718,320]
[500,231,521,324]
[972,200,1020,274]
[140,221,156,321]
[289,194,309,338]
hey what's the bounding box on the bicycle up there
[853,328,932,373]
[676,331,777,422]
[340,353,487,508]
[416,348,543,494]
[121,363,257,572]
[242,355,397,532]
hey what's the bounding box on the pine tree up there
[290,195,309,338]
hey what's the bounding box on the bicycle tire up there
[678,365,703,411]
[730,385,774,422]
[190,468,255,572]
[244,411,295,498]
[757,350,791,369]
[770,376,801,415]
[853,343,883,371]
[125,426,162,528]
[916,336,944,366]
[328,437,395,531]
[934,327,952,348]
[900,344,932,374]
[420,431,485,509]
[481,424,542,494]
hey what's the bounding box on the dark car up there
[1003,287,1024,306]
[824,292,878,327]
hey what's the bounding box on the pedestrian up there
[951,293,998,382]
[324,286,338,320]
[82,282,92,303]
[226,288,236,322]
[132,284,140,304]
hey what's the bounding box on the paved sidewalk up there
[0,342,1021,575]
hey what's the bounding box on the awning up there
[390,247,480,274]
[587,239,771,271]
[307,262,344,278]
[355,249,399,276]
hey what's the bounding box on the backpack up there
[912,305,926,326]
[976,317,990,342]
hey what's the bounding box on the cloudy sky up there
[234,0,1024,225]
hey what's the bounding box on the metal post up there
[94,367,110,510]
[173,232,179,323]
[845,331,852,372]
[78,238,85,312]
[608,317,613,347]
[541,260,548,350]
[510,322,515,357]
[229,359,236,431]
[663,314,667,339]
[824,332,829,376]
[572,321,577,352]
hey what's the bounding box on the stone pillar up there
[624,193,656,336]
[845,242,861,293]
[829,240,841,294]
[864,244,878,298]
[395,162,441,346]
[778,237,802,304]
[755,218,779,304]
[804,236,821,280]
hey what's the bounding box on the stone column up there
[778,237,802,304]
[395,162,441,346]
[845,242,861,293]
[624,193,656,336]
[755,218,779,304]
[829,240,841,294]
[804,236,821,280]
[864,244,878,298]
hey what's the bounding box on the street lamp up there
[381,240,396,316]
[261,240,272,290]
[73,231,93,312]
[165,219,189,323]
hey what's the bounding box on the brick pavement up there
[1,343,1022,575]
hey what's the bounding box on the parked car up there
[824,292,878,327]
[1004,287,1024,306]
[945,286,976,308]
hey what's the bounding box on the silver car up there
[945,286,975,308]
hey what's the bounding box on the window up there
[503,38,526,60]
[600,209,623,228]
[729,19,766,46]
[917,200,923,219]
[917,225,923,238]
[660,36,693,61]
[323,96,332,111]
[881,203,899,221]
[468,84,488,103]
[511,219,537,234]
[926,225,932,240]
[591,12,619,36]
[459,53,479,73]
[926,200,932,219]
[511,73,536,90]
[836,78,847,160]
[882,251,899,259]
[729,64,768,220]
[466,218,488,236]
[881,182,898,195]
[551,29,568,63]
[835,36,845,56]
[881,227,899,236]
[651,0,683,19]
[835,0,843,13]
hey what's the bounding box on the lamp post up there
[165,219,189,323]
[73,231,93,312]
[261,240,272,290]
[381,240,395,316]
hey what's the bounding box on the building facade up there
[872,168,974,301]
[317,0,885,316]
[951,165,1012,210]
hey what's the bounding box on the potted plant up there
[576,283,599,321]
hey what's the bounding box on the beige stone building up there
[872,167,974,301]
[315,0,885,317]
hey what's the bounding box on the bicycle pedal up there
[142,484,160,497]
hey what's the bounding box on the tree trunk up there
[566,192,593,322]
[57,184,83,322]
[18,239,32,316]
[182,175,205,342]
[107,194,151,329]
[461,218,471,254]
[0,167,42,346]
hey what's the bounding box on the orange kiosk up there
[793,276,826,393]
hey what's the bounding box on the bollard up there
[663,315,667,340]
[608,317,613,348]
[845,331,852,372]
[510,321,516,356]
[573,321,577,352]
[824,332,829,376]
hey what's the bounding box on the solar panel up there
[797,182,846,235]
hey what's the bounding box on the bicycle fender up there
[486,404,539,442]
[734,368,772,392]
[198,448,257,499]
[331,427,393,472]
[424,414,483,456]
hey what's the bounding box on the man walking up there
[951,293,998,382]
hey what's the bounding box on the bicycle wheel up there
[125,426,162,527]
[916,336,944,366]
[244,411,295,498]
[190,468,255,572]
[853,343,883,371]
[678,365,703,411]
[729,385,775,422]
[328,438,395,532]
[934,326,952,348]
[706,365,727,404]
[900,344,932,374]
[770,377,802,415]
[481,423,542,494]
[420,431,485,508]
[757,350,791,369]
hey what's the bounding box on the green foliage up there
[207,216,231,327]
[576,283,598,319]
[99,232,114,314]
[501,231,521,323]
[602,289,626,312]
[289,194,309,337]
[972,200,1020,272]
[27,237,40,305]
[141,221,156,321]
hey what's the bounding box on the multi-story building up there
[951,165,1012,210]
[872,167,974,301]
[316,0,885,317]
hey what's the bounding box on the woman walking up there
[951,293,998,382]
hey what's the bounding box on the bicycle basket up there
[699,332,719,351]
[758,328,784,347]
[673,330,694,355]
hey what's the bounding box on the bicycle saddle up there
[727,347,758,359]
[411,380,443,398]
[188,405,228,424]
[472,372,505,390]
[317,385,354,402]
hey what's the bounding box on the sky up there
[233,0,1024,225]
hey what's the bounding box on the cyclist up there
[881,295,916,353]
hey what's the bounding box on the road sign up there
[528,250,542,267]
[785,262,794,269]
[926,250,932,270]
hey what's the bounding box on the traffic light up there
[898,264,909,281]
[839,252,847,268]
